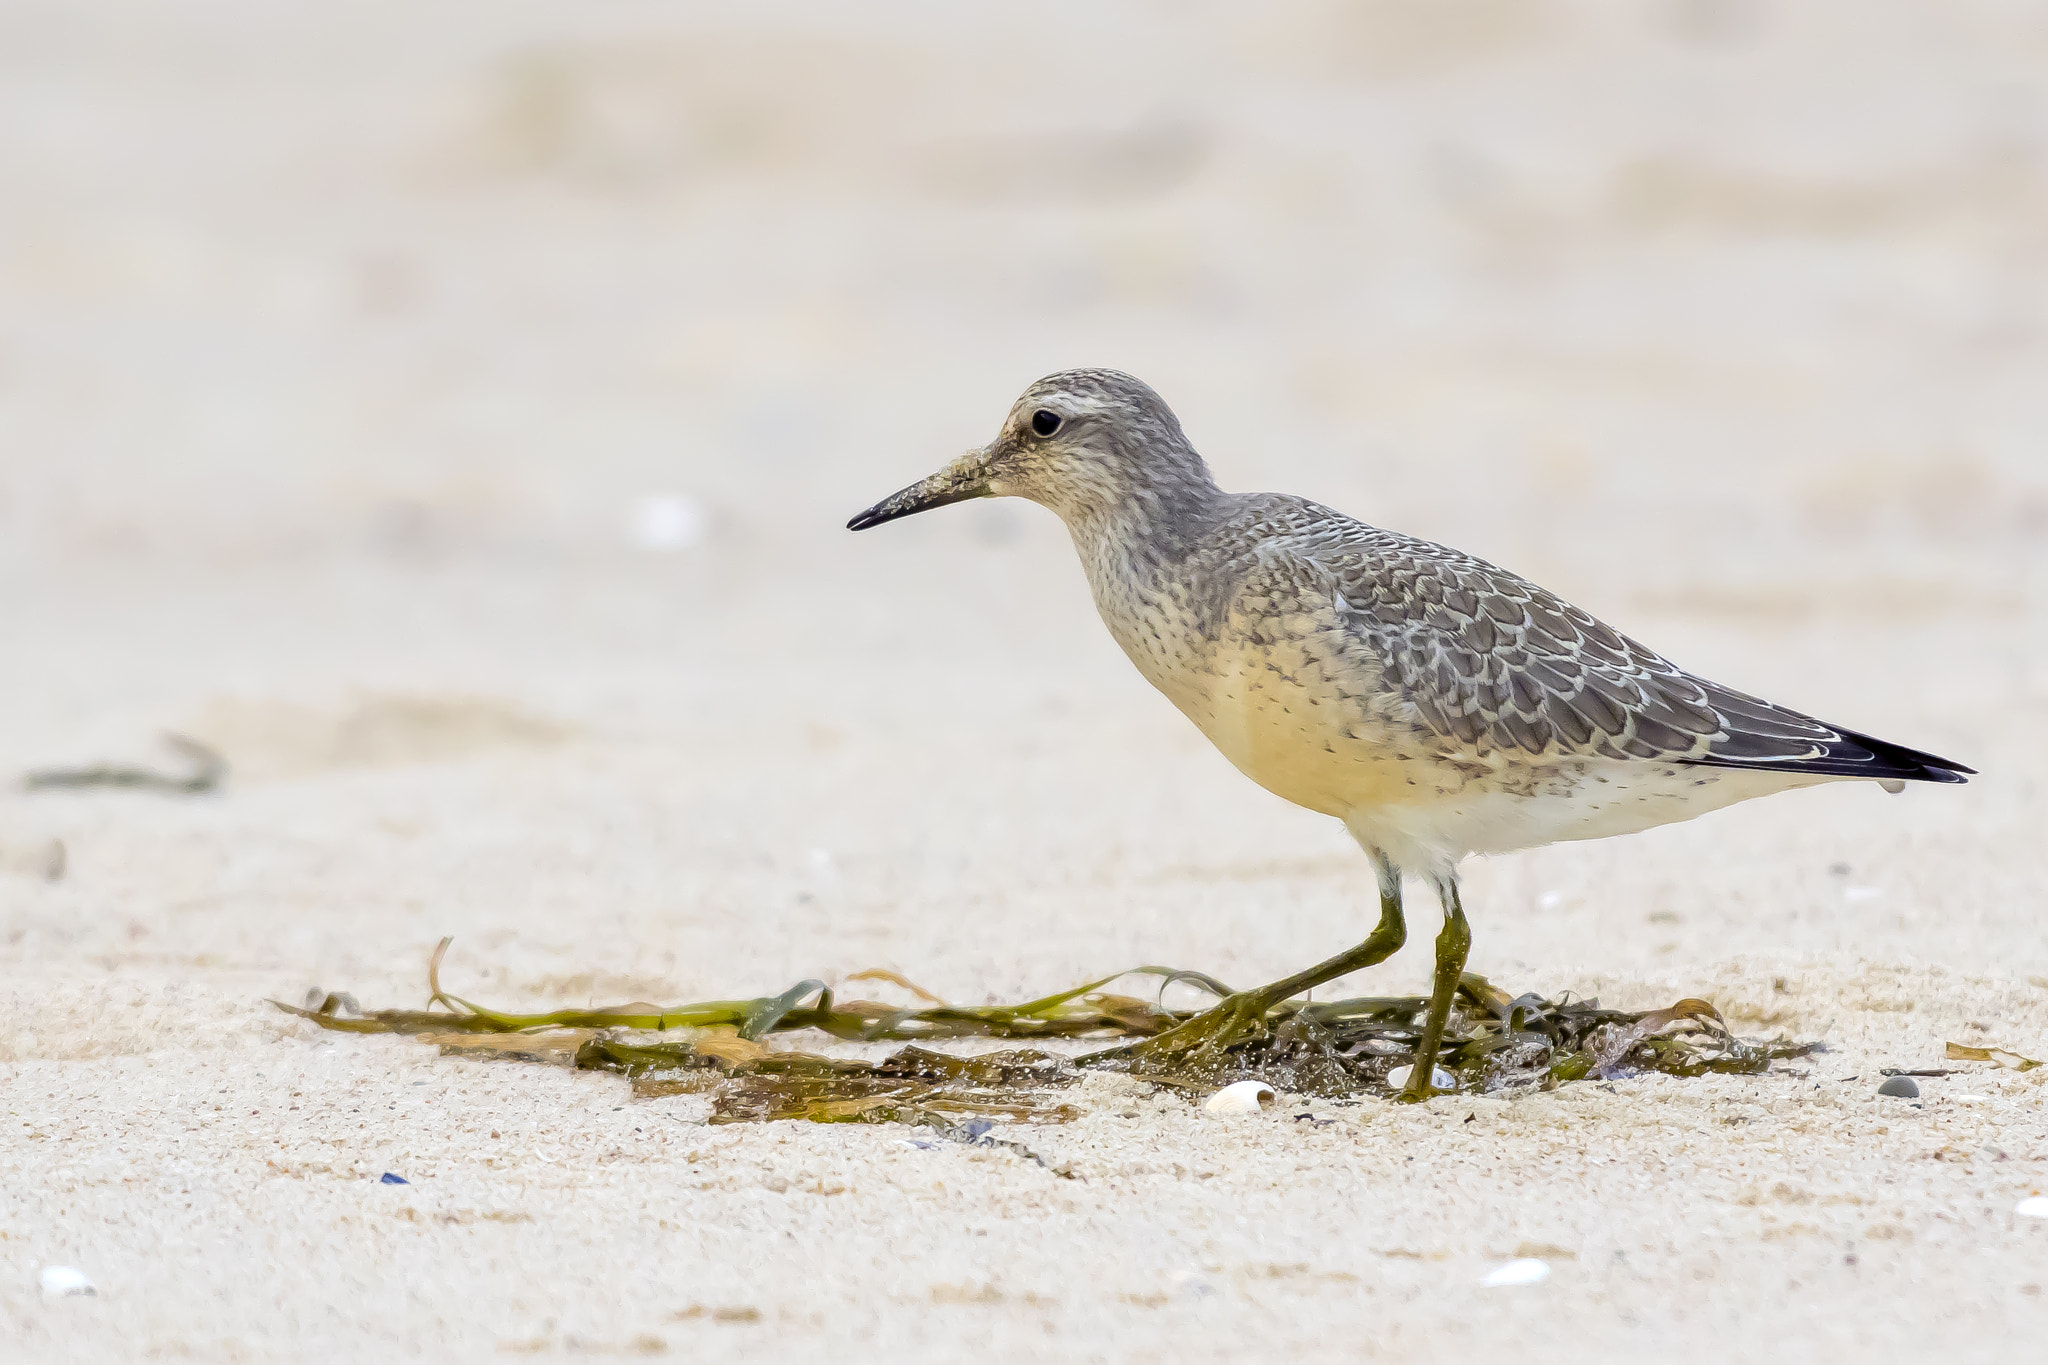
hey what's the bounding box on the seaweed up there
[24,733,225,794]
[1944,1041,2042,1070]
[271,938,1819,1126]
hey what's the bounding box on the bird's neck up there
[1053,478,1228,708]
[1053,474,1226,632]
[1058,477,1220,570]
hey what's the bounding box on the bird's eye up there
[1030,409,1062,437]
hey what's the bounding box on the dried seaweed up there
[638,1047,1084,1127]
[24,733,225,794]
[271,938,1819,1126]
[1945,1041,2042,1070]
[1079,976,1811,1094]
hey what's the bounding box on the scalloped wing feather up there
[1224,497,1969,784]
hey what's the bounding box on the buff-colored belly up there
[1166,644,1420,819]
[1147,633,1821,868]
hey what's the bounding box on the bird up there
[847,368,1972,1099]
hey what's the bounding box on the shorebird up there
[848,369,1971,1098]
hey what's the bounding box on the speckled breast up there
[1097,582,1418,820]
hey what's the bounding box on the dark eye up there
[1030,409,1061,437]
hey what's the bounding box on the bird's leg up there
[1093,855,1406,1077]
[1397,874,1471,1102]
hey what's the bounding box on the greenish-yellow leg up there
[1397,876,1471,1102]
[1099,855,1407,1073]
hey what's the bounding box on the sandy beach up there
[5,2,2048,1359]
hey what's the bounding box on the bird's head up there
[847,368,1217,533]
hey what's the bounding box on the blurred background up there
[2,0,2044,1017]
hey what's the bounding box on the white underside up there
[1341,761,1844,880]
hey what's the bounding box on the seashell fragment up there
[1203,1080,1275,1114]
[40,1266,96,1299]
[2016,1196,2048,1219]
[1385,1064,1456,1092]
[1480,1258,1551,1288]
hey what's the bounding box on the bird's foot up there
[1078,990,1279,1082]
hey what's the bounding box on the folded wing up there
[1254,510,1972,785]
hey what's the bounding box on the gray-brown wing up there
[1244,510,1863,766]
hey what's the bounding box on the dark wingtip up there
[1692,715,1975,787]
[1854,731,1974,784]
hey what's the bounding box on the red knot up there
[850,368,1971,1098]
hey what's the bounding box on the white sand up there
[4,2,2047,1359]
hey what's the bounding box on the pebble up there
[40,1266,95,1299]
[2016,1196,2048,1219]
[1480,1258,1550,1288]
[1875,1076,1920,1099]
[1203,1080,1275,1114]
[379,1172,410,1185]
[1385,1064,1456,1092]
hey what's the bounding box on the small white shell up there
[628,493,708,551]
[1480,1258,1551,1288]
[1385,1064,1456,1092]
[1203,1080,1275,1114]
[2016,1196,2048,1219]
[40,1266,96,1299]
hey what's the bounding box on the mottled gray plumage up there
[1195,495,1962,778]
[849,367,1971,1095]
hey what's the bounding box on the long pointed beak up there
[846,450,992,531]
